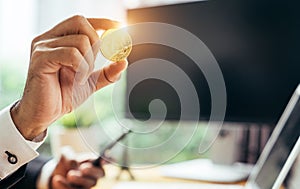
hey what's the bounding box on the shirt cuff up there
[0,103,47,179]
[36,159,57,189]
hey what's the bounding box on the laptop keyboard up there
[159,159,252,183]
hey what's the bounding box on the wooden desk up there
[94,164,247,189]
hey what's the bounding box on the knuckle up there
[67,47,80,58]
[31,49,44,60]
[65,47,87,69]
[31,36,40,45]
[78,34,90,43]
[67,48,81,64]
[30,49,48,70]
[77,35,91,51]
[53,47,77,64]
[71,15,86,25]
[31,35,42,49]
[32,40,45,51]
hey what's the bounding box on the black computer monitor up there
[125,0,300,125]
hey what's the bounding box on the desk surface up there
[94,164,247,189]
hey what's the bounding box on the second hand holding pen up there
[92,129,132,167]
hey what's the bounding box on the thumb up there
[60,147,78,170]
[54,147,78,176]
[91,60,128,91]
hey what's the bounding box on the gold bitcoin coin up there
[100,28,132,62]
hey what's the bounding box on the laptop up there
[113,85,300,189]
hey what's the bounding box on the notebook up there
[113,85,300,189]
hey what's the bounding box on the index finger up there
[36,16,120,45]
[87,18,121,31]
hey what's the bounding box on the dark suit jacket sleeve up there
[10,156,51,189]
[0,164,27,189]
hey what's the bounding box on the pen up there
[92,129,132,167]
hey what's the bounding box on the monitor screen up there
[125,0,300,124]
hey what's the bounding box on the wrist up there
[10,100,45,140]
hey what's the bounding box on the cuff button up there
[5,151,18,164]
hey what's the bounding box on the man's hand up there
[50,153,105,189]
[10,15,128,140]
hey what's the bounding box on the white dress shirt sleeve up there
[36,159,57,189]
[0,103,47,180]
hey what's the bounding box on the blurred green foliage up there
[0,59,27,108]
[59,111,94,128]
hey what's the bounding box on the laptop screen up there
[248,86,300,189]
